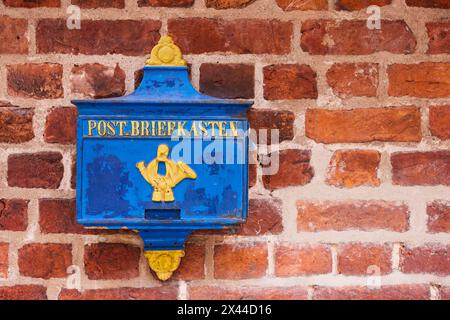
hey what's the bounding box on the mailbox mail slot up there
[73,36,253,280]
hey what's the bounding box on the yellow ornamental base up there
[144,250,185,281]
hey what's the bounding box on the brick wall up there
[0,0,449,300]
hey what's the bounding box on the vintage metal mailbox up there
[73,36,253,280]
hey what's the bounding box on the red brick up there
[400,245,450,275]
[314,285,430,300]
[168,18,292,54]
[297,200,409,232]
[7,63,63,99]
[214,243,267,279]
[70,63,126,99]
[263,64,317,100]
[138,0,194,6]
[188,285,308,300]
[172,244,205,280]
[238,198,283,236]
[4,0,60,7]
[429,106,450,140]
[440,287,450,300]
[406,0,450,8]
[391,151,450,186]
[335,0,392,10]
[18,243,72,279]
[0,285,47,300]
[200,64,254,99]
[338,243,392,275]
[301,20,416,55]
[84,243,140,280]
[427,201,450,233]
[427,22,450,54]
[0,107,34,143]
[249,162,256,188]
[36,19,161,55]
[276,0,327,11]
[0,243,8,278]
[388,63,450,98]
[262,149,314,190]
[206,0,255,9]
[8,152,64,189]
[59,287,178,300]
[306,107,421,143]
[0,199,28,231]
[0,16,28,54]
[326,150,381,188]
[327,63,378,98]
[44,107,77,145]
[275,244,332,277]
[71,0,125,8]
[247,109,295,143]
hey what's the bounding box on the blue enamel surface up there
[73,66,252,250]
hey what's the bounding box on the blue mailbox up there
[72,36,253,280]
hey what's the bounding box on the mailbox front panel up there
[77,117,249,228]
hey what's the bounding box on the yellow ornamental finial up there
[145,36,186,67]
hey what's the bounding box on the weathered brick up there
[0,243,8,278]
[71,155,76,189]
[18,243,72,279]
[7,63,63,99]
[4,0,60,7]
[427,201,450,233]
[335,0,392,10]
[263,64,317,100]
[168,18,292,54]
[427,22,450,54]
[70,63,126,99]
[301,20,416,55]
[400,245,450,275]
[262,149,314,190]
[84,243,140,280]
[326,63,379,98]
[0,16,28,54]
[406,0,450,8]
[59,287,178,300]
[37,19,161,55]
[249,162,257,188]
[172,243,205,280]
[0,285,47,300]
[306,107,421,143]
[326,150,381,188]
[247,109,295,143]
[71,0,125,8]
[0,107,34,143]
[440,287,450,300]
[39,198,82,234]
[391,151,450,186]
[214,243,267,279]
[429,106,450,140]
[206,0,255,9]
[188,285,308,300]
[275,244,332,276]
[314,285,430,300]
[138,0,194,6]
[276,0,327,11]
[0,199,28,231]
[200,64,254,99]
[44,107,77,145]
[238,198,283,236]
[297,200,409,232]
[8,152,64,189]
[338,243,392,275]
[388,63,450,98]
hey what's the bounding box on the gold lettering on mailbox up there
[136,144,197,202]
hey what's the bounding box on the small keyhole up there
[157,162,166,176]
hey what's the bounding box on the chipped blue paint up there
[73,66,252,251]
